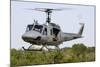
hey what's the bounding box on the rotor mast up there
[45,9,52,23]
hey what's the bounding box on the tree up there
[72,43,87,57]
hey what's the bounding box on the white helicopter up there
[22,8,84,51]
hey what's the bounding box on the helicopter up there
[22,8,84,51]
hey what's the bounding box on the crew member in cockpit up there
[53,28,60,41]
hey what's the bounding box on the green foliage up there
[72,43,87,57]
[11,44,95,66]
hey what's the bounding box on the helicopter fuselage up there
[22,22,84,47]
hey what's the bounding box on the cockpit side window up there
[33,25,43,33]
[43,28,47,35]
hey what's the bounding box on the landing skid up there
[22,46,43,51]
[22,45,60,51]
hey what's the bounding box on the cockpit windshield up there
[28,25,33,30]
[33,25,43,33]
[26,25,33,32]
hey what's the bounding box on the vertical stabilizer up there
[78,23,84,35]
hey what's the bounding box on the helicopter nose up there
[22,31,41,41]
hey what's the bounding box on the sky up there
[11,1,95,49]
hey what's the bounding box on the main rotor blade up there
[35,8,62,11]
[27,8,73,12]
[27,8,46,12]
[27,8,62,12]
[35,8,73,10]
